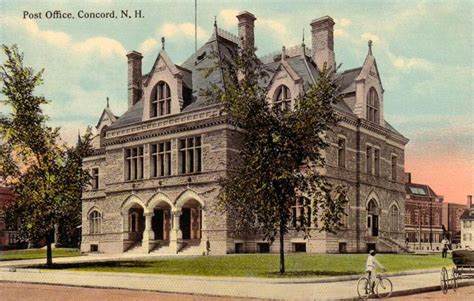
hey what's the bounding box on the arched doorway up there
[128,204,145,243]
[367,199,379,237]
[151,201,172,242]
[179,199,202,241]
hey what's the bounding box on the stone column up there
[170,209,182,253]
[142,212,154,253]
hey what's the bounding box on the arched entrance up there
[179,199,202,240]
[367,199,379,237]
[151,201,172,242]
[121,195,147,251]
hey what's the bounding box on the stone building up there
[404,174,444,251]
[460,195,474,249]
[81,11,408,255]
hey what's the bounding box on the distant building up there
[443,201,467,245]
[460,195,474,249]
[404,173,444,251]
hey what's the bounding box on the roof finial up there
[161,37,165,51]
[214,16,217,28]
[281,46,286,61]
[368,40,373,55]
[106,97,109,108]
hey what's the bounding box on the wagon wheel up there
[440,267,449,294]
[451,267,458,291]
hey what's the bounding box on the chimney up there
[237,11,256,50]
[310,16,335,71]
[468,195,473,208]
[405,172,412,183]
[127,51,143,108]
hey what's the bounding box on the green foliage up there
[0,45,93,262]
[208,46,349,272]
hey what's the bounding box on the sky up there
[0,0,472,204]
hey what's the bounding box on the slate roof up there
[406,182,439,200]
[106,28,405,140]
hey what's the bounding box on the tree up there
[0,45,92,266]
[214,47,349,273]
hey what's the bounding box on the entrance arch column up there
[143,212,155,253]
[170,209,182,253]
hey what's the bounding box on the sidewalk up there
[1,255,473,300]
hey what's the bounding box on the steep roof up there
[337,67,362,94]
[406,182,439,200]
[460,208,474,221]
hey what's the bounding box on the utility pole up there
[429,199,433,251]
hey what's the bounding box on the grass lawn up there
[0,248,81,261]
[47,253,452,278]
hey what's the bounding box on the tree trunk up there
[279,222,285,274]
[46,232,53,268]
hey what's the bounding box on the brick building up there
[443,201,467,245]
[81,12,408,255]
[0,185,17,249]
[404,174,444,251]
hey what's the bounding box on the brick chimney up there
[127,51,143,108]
[468,195,473,208]
[310,16,336,71]
[237,11,256,50]
[405,172,412,183]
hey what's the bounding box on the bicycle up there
[357,272,393,299]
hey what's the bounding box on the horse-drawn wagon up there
[440,249,474,293]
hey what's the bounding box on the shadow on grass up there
[27,261,157,270]
[266,270,359,278]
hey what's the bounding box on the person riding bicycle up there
[366,250,386,293]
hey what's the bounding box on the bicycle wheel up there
[376,277,393,298]
[357,276,371,299]
[451,267,458,291]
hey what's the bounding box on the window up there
[434,213,440,226]
[405,211,411,225]
[151,81,171,117]
[374,148,380,176]
[89,210,102,234]
[91,167,99,190]
[414,209,419,225]
[366,87,379,124]
[366,145,372,174]
[390,205,399,232]
[291,198,311,228]
[273,85,291,111]
[151,142,171,177]
[178,136,202,174]
[337,138,346,168]
[391,155,397,181]
[125,146,144,181]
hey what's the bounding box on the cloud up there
[1,16,125,58]
[336,18,352,27]
[334,29,349,38]
[74,37,126,57]
[158,22,208,41]
[389,54,432,71]
[139,38,159,54]
[219,9,239,27]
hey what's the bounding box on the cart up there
[440,249,474,294]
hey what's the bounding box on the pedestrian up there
[365,250,386,293]
[206,236,211,255]
[441,237,449,258]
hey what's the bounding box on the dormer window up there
[273,85,291,111]
[151,81,171,117]
[366,87,379,124]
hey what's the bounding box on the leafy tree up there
[214,47,349,273]
[0,45,92,266]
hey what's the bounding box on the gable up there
[96,108,117,131]
[356,55,384,91]
[144,51,181,87]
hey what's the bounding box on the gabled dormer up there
[95,97,117,146]
[142,50,190,121]
[354,41,385,126]
[266,47,305,111]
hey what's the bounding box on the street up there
[388,285,474,300]
[0,282,255,301]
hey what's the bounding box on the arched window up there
[151,81,171,117]
[273,85,291,111]
[390,205,399,232]
[89,210,102,234]
[366,87,379,124]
